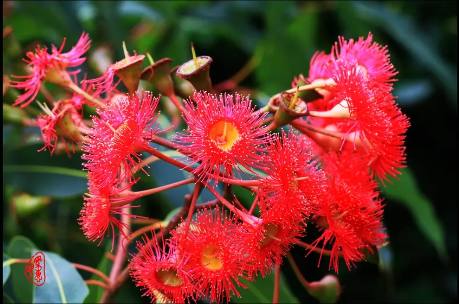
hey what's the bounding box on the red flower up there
[9,33,91,108]
[172,208,250,303]
[129,233,196,303]
[35,100,87,156]
[238,207,304,278]
[261,129,326,218]
[173,91,269,183]
[308,51,335,83]
[308,152,387,273]
[332,32,397,92]
[52,32,91,68]
[82,91,161,187]
[78,173,139,250]
[306,60,409,183]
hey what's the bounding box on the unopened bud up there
[307,274,341,303]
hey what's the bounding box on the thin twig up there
[85,280,109,289]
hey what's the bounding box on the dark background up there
[3,1,457,303]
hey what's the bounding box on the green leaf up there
[232,186,260,217]
[3,165,87,178]
[255,1,312,96]
[84,244,113,303]
[6,236,38,303]
[3,253,12,285]
[3,143,88,198]
[3,292,15,303]
[33,250,89,303]
[381,168,447,262]
[233,270,298,303]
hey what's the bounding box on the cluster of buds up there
[8,31,409,303]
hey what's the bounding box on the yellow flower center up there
[259,223,281,248]
[201,244,223,270]
[156,269,182,287]
[209,120,239,151]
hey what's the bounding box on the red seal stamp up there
[24,251,46,286]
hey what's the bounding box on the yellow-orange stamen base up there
[201,244,223,270]
[209,120,239,151]
[156,269,183,287]
[260,224,280,248]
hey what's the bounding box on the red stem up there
[129,178,196,198]
[183,183,202,239]
[128,221,166,244]
[151,135,176,150]
[101,168,131,303]
[286,252,311,290]
[290,120,344,140]
[144,146,261,187]
[168,92,190,117]
[273,256,281,304]
[72,263,111,284]
[267,121,279,132]
[85,280,108,289]
[296,240,340,257]
[204,183,254,225]
[248,193,259,215]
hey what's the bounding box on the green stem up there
[273,257,281,304]
[66,82,106,108]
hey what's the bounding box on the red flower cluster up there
[127,33,407,303]
[8,30,409,304]
[296,33,410,184]
[10,33,90,108]
[80,91,161,247]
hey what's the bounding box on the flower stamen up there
[289,86,300,110]
[191,42,198,69]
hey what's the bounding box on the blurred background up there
[3,1,457,303]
